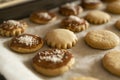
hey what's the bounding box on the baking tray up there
[0,1,120,80]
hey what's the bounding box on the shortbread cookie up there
[85,10,111,24]
[10,34,43,53]
[30,11,56,24]
[61,15,89,32]
[102,50,120,76]
[59,3,83,16]
[81,0,102,9]
[32,49,75,76]
[71,76,99,80]
[45,29,78,49]
[85,30,119,49]
[115,19,120,30]
[106,1,120,14]
[0,20,27,37]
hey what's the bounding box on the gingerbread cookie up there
[45,29,78,49]
[30,11,56,24]
[59,3,83,16]
[9,34,43,53]
[61,15,89,32]
[85,30,119,49]
[102,50,120,76]
[0,20,27,37]
[85,10,111,24]
[32,49,75,76]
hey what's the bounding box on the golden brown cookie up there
[85,10,111,24]
[81,0,102,9]
[106,1,120,14]
[30,11,56,24]
[32,49,75,76]
[71,76,99,80]
[45,29,78,49]
[115,19,120,30]
[85,30,120,49]
[61,15,89,32]
[0,20,27,37]
[9,34,43,53]
[59,3,83,16]
[102,50,120,76]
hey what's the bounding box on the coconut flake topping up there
[38,12,51,19]
[4,20,21,26]
[17,35,38,46]
[38,49,66,63]
[62,3,76,11]
[69,15,83,22]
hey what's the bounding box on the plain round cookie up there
[10,34,44,53]
[115,19,120,30]
[71,76,99,80]
[45,29,78,49]
[102,50,120,76]
[32,49,75,76]
[106,1,120,14]
[85,10,111,24]
[85,30,120,49]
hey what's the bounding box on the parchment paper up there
[0,1,120,80]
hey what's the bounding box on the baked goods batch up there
[1,0,120,80]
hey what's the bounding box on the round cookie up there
[45,29,78,49]
[102,50,120,76]
[9,34,43,53]
[32,49,75,76]
[115,19,120,30]
[61,15,89,32]
[85,30,120,49]
[71,76,99,80]
[30,11,56,24]
[106,1,120,14]
[59,3,83,16]
[81,0,102,9]
[85,10,111,24]
[0,20,27,37]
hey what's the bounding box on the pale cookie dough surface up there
[85,10,111,24]
[85,30,120,49]
[71,76,99,80]
[102,50,120,76]
[45,29,78,49]
[106,1,120,14]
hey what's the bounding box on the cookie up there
[85,10,111,24]
[59,3,83,16]
[32,49,75,76]
[61,15,89,32]
[81,0,102,9]
[71,76,99,80]
[45,29,78,49]
[115,19,120,30]
[9,34,43,53]
[102,50,120,76]
[85,30,119,49]
[30,11,56,24]
[0,20,27,37]
[106,1,120,14]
